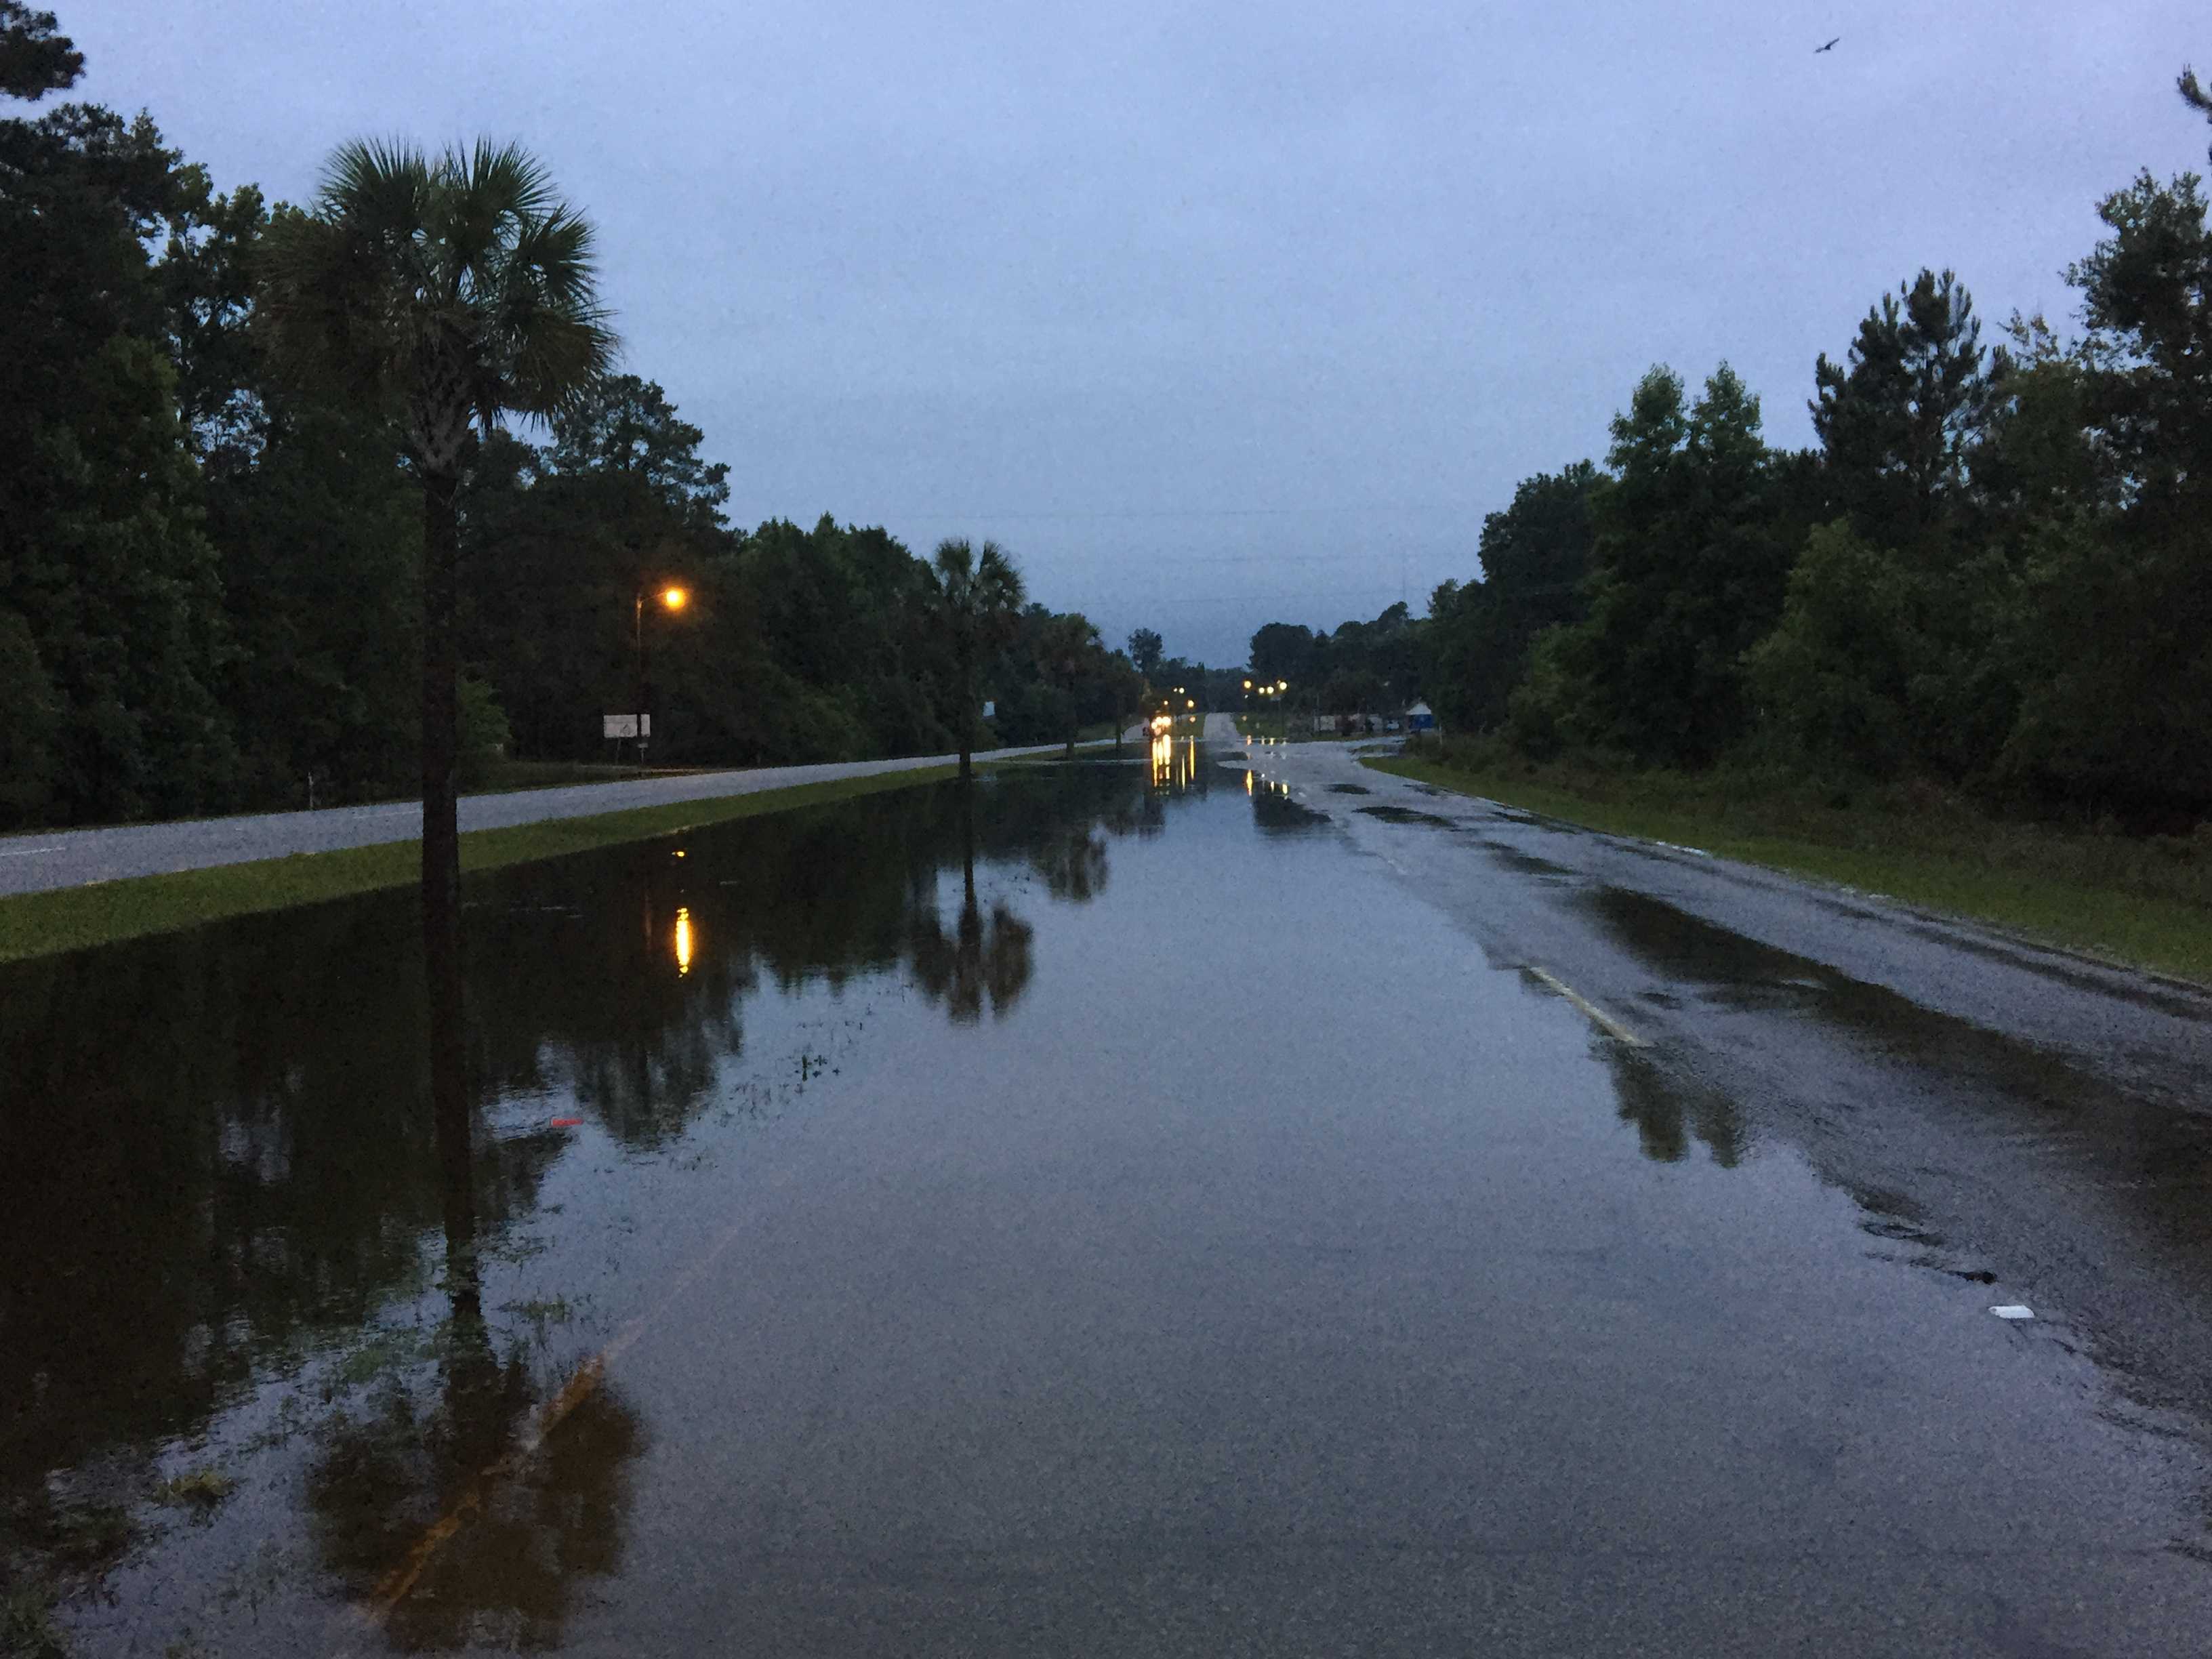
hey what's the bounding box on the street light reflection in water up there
[12,758,2212,1652]
[1151,733,1200,793]
[0,762,1158,1654]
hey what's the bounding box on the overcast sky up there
[75,1,2209,665]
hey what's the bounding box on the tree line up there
[1420,71,2212,829]
[1246,70,2211,830]
[0,2,1142,831]
[1248,605,1422,717]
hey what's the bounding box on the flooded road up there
[7,740,2212,1655]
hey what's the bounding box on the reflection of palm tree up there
[308,1359,644,1650]
[1032,827,1109,901]
[307,1040,646,1654]
[308,1036,644,1647]
[911,788,1033,1022]
[1605,1048,1743,1167]
[909,895,1035,1025]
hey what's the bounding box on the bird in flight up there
[1815,37,1840,53]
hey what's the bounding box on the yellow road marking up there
[331,1208,760,1652]
[1527,966,1649,1048]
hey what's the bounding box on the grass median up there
[0,755,1081,966]
[1365,744,2212,986]
[1231,712,1340,743]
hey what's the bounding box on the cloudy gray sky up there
[77,1,2208,665]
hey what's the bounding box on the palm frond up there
[504,312,620,417]
[932,537,977,594]
[319,137,430,243]
[458,138,556,220]
[975,540,1025,609]
[506,206,600,306]
[262,133,619,449]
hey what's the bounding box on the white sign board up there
[981,701,996,719]
[602,714,651,739]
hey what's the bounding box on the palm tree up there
[922,538,1025,784]
[261,139,615,1081]
[1039,612,1101,759]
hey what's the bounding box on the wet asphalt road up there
[11,734,2212,1656]
[1237,719,2212,1429]
[0,741,1071,896]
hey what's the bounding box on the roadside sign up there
[982,701,996,719]
[602,714,651,739]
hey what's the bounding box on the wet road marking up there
[0,844,62,857]
[331,1208,760,1653]
[1527,966,1650,1048]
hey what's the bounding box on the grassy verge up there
[1366,743,2212,985]
[474,758,708,793]
[1232,712,1309,742]
[0,755,1068,966]
[1231,712,1372,743]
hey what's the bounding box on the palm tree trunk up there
[957,653,975,787]
[960,782,977,911]
[420,467,466,1160]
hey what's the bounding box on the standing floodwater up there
[5,747,2212,1656]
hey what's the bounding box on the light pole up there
[634,583,689,764]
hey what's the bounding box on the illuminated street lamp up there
[633,582,691,762]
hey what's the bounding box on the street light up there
[634,582,691,764]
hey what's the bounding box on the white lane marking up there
[1527,966,1650,1048]
[1990,1305,2035,1320]
[0,845,63,857]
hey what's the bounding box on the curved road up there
[0,742,1086,897]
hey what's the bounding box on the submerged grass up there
[1367,742,2212,986]
[1,1585,69,1659]
[151,1469,234,1511]
[0,756,1069,966]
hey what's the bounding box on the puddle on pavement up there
[1600,1046,1745,1167]
[1353,804,1457,827]
[1326,783,1370,795]
[1471,838,1576,880]
[7,761,2212,1652]
[1582,886,2199,1123]
[1583,881,2212,1430]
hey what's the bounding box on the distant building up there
[1406,701,1436,733]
